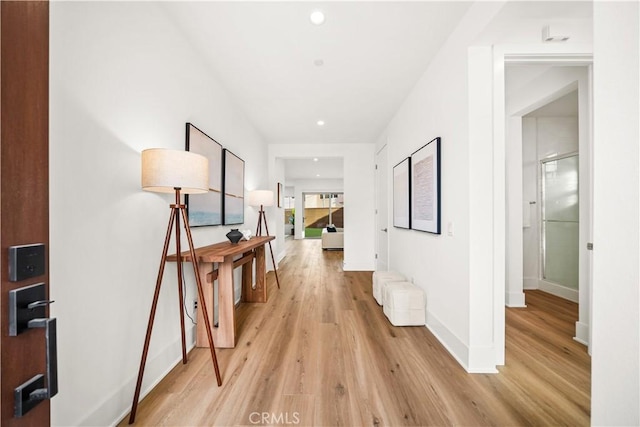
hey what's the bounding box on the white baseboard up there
[425,310,497,374]
[523,277,538,290]
[79,326,197,427]
[574,321,589,346]
[342,260,375,271]
[505,291,527,307]
[468,346,499,373]
[538,280,579,303]
[426,310,469,371]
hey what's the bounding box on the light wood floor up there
[123,239,590,426]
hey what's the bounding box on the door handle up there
[14,317,58,417]
[9,283,58,417]
[27,317,58,398]
[381,228,388,232]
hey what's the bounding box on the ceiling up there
[163,1,473,145]
[284,157,344,181]
[163,1,591,180]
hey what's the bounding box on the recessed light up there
[313,158,319,162]
[317,120,325,126]
[310,10,325,25]
[316,174,320,177]
[314,59,324,67]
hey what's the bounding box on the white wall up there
[591,1,640,424]
[50,2,268,425]
[269,144,375,271]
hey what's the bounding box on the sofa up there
[321,227,344,250]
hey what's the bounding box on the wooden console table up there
[167,236,275,348]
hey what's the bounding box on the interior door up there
[376,145,389,271]
[1,1,52,425]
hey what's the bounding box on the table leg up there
[196,262,215,348]
[250,244,268,303]
[241,250,254,302]
[213,256,236,348]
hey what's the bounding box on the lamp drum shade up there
[141,148,209,194]
[247,190,274,207]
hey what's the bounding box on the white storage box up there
[383,282,426,326]
[372,271,406,306]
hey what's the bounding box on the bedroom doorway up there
[302,193,344,239]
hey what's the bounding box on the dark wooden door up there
[1,1,51,426]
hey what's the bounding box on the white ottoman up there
[383,282,426,326]
[372,271,406,306]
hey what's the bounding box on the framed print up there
[393,157,411,229]
[185,123,222,226]
[411,137,441,234]
[222,149,245,225]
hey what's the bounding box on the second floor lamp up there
[247,190,280,289]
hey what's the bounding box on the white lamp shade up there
[141,148,209,194]
[247,190,274,207]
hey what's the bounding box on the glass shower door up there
[542,154,579,289]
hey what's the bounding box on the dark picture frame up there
[411,137,441,234]
[185,123,223,226]
[393,157,411,229]
[222,149,245,225]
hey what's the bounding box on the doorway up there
[505,62,591,351]
[541,153,580,296]
[302,193,344,238]
[375,145,389,271]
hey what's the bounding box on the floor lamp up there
[129,149,222,424]
[247,190,280,289]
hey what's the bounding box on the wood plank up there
[242,245,266,303]
[121,239,591,427]
[167,236,274,263]
[213,257,236,348]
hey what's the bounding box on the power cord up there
[181,264,197,325]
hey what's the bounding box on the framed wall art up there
[411,137,441,234]
[393,157,411,229]
[185,123,222,226]
[222,149,245,225]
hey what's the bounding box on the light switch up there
[447,222,454,236]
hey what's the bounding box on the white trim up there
[426,309,498,374]
[95,327,197,427]
[574,321,589,346]
[523,277,538,290]
[538,280,579,303]
[468,346,500,374]
[505,291,526,308]
[342,260,375,272]
[426,310,469,372]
